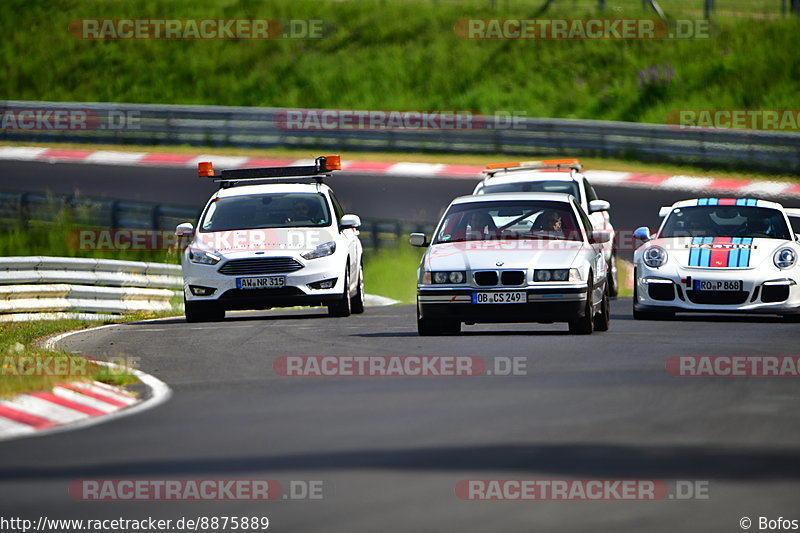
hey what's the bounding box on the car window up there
[199,193,331,231]
[660,206,791,239]
[329,192,346,221]
[479,180,580,198]
[433,200,583,244]
[582,178,598,202]
[574,201,593,238]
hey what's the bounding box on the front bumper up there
[417,285,588,323]
[182,254,345,310]
[635,264,800,315]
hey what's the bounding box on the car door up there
[575,200,606,305]
[329,191,360,285]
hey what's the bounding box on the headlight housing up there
[774,247,797,269]
[534,269,581,282]
[643,246,668,268]
[188,249,221,265]
[426,271,466,284]
[301,241,336,260]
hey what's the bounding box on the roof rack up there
[198,155,342,188]
[483,158,582,175]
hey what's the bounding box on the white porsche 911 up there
[410,192,612,335]
[633,198,800,321]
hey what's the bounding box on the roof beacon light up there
[198,161,214,177]
[484,158,582,172]
[323,154,342,171]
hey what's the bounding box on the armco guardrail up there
[0,191,435,251]
[0,257,181,321]
[1,100,798,172]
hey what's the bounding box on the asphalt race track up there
[0,305,799,532]
[0,161,798,532]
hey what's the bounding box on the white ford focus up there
[177,156,364,322]
[411,192,612,335]
[633,197,800,320]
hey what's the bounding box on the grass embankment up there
[0,319,140,398]
[2,0,798,126]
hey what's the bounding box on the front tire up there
[350,265,365,314]
[594,284,611,332]
[569,275,595,335]
[184,298,225,323]
[607,251,619,297]
[328,268,352,317]
[417,301,461,336]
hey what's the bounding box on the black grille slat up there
[687,291,748,305]
[648,283,675,301]
[474,271,498,286]
[501,271,525,285]
[761,285,789,303]
[219,257,303,276]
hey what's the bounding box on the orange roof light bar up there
[484,158,581,171]
[198,161,214,177]
[324,154,342,171]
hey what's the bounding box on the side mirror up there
[409,233,428,247]
[589,199,611,213]
[633,226,651,242]
[589,230,611,244]
[340,214,361,229]
[176,222,194,236]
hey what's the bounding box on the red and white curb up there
[0,327,172,441]
[2,145,798,197]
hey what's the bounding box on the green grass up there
[363,245,425,303]
[0,205,180,263]
[0,319,140,397]
[2,0,799,127]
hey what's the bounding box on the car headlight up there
[188,249,221,265]
[427,271,466,284]
[301,241,336,260]
[534,269,581,282]
[774,247,797,269]
[643,246,668,268]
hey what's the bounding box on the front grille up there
[474,271,498,286]
[686,291,749,305]
[218,257,303,276]
[761,285,790,303]
[648,282,675,301]
[501,271,526,285]
[220,287,305,299]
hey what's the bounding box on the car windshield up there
[433,200,583,244]
[200,193,331,231]
[478,180,580,199]
[660,205,791,239]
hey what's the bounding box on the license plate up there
[237,276,286,289]
[693,280,742,292]
[472,291,526,304]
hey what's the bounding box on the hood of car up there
[647,237,793,269]
[424,240,584,271]
[193,227,337,258]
